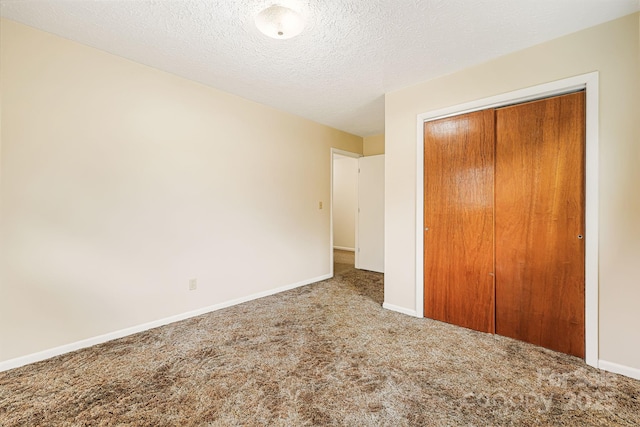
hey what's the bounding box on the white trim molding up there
[415,72,599,367]
[382,302,419,318]
[0,273,331,372]
[598,360,640,381]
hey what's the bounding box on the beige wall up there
[385,13,640,371]
[363,133,385,156]
[0,19,362,362]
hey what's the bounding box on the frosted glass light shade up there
[255,5,305,40]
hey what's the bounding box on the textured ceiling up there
[1,0,639,137]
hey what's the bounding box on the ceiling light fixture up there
[254,5,305,40]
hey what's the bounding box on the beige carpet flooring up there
[1,260,639,426]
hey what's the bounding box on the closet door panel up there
[495,92,585,358]
[424,110,495,333]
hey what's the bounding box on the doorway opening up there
[330,149,361,276]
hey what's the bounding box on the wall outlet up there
[189,278,197,291]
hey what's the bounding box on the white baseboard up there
[333,246,355,252]
[0,273,331,372]
[382,302,419,318]
[599,359,640,380]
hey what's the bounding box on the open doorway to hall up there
[331,148,385,276]
[332,151,359,275]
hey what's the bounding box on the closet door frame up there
[415,72,599,367]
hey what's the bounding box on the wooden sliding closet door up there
[495,92,585,358]
[424,110,495,333]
